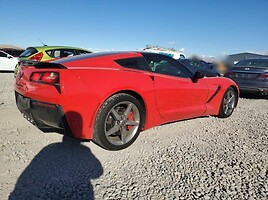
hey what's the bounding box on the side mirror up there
[192,71,204,83]
[8,55,13,59]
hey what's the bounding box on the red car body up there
[15,52,239,150]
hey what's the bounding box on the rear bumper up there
[15,91,72,136]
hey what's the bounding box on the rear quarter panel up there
[59,68,160,139]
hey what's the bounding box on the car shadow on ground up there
[9,112,103,200]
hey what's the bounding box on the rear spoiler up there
[20,60,66,69]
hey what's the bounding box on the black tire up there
[93,93,145,150]
[218,87,237,118]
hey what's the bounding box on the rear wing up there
[20,60,66,69]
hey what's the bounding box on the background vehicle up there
[0,45,25,57]
[0,49,24,57]
[0,50,18,71]
[225,58,268,95]
[141,45,185,59]
[15,52,239,150]
[14,46,92,76]
[179,58,220,77]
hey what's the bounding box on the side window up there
[0,52,7,57]
[4,50,24,57]
[46,50,53,57]
[60,49,75,57]
[52,49,76,58]
[143,54,191,78]
[77,50,91,55]
[190,61,199,67]
[115,57,149,71]
[53,50,61,58]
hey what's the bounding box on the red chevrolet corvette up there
[15,52,239,150]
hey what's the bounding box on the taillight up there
[29,52,43,61]
[260,73,268,79]
[30,72,42,81]
[30,72,59,85]
[41,72,59,84]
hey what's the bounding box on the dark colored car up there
[179,59,220,77]
[225,58,268,95]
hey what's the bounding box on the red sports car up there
[15,52,239,150]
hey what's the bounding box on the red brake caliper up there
[127,112,133,131]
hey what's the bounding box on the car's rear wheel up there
[93,93,144,150]
[218,87,237,118]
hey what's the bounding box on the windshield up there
[19,48,38,57]
[235,59,268,69]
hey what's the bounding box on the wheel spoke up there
[123,103,133,119]
[111,108,121,121]
[224,105,229,114]
[228,95,234,103]
[106,124,120,136]
[125,120,139,126]
[120,127,128,144]
[228,92,231,99]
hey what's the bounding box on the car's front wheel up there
[93,93,144,150]
[218,87,237,118]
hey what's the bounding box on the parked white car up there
[0,50,18,71]
[140,45,186,59]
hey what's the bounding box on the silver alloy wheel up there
[104,101,140,146]
[222,90,236,116]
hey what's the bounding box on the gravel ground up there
[0,72,267,200]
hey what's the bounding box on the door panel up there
[154,74,208,121]
[141,52,209,121]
